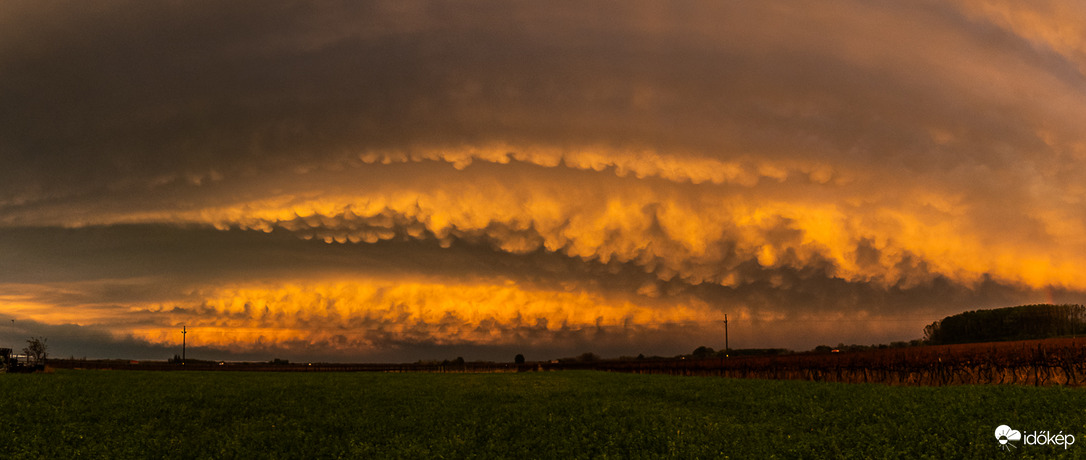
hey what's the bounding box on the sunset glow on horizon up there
[2,1,1084,362]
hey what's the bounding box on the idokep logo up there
[995,425,1021,450]
[995,425,1076,451]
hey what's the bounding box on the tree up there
[924,304,1086,345]
[923,321,940,344]
[576,352,598,362]
[692,346,715,358]
[514,354,525,364]
[23,336,48,366]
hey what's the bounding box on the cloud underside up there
[0,224,1054,359]
[0,1,1084,359]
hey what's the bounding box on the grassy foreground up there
[0,370,1083,458]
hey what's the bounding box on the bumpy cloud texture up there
[0,1,1083,361]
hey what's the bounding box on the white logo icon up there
[995,425,1022,450]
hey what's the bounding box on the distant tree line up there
[924,304,1086,345]
[687,346,792,358]
[812,341,924,354]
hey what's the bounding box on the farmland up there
[1,370,1084,458]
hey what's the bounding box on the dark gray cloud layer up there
[4,2,1083,197]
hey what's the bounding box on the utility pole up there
[182,326,186,365]
[724,314,729,358]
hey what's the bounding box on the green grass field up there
[0,370,1083,458]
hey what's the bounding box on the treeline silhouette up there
[924,304,1086,345]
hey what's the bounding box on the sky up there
[2,1,1085,363]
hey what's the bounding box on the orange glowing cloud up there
[125,279,719,351]
[13,143,1081,294]
[86,157,1081,292]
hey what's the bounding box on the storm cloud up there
[1,1,1083,361]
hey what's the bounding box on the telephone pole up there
[724,314,729,358]
[182,326,186,365]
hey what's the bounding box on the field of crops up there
[1,370,1084,458]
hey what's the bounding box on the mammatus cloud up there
[127,280,715,350]
[11,158,1080,290]
[0,1,1083,360]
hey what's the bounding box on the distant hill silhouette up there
[924,304,1086,345]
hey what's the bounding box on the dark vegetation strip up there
[49,338,1086,386]
[590,338,1086,386]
